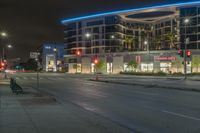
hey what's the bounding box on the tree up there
[22,59,38,71]
[127,60,138,71]
[165,32,177,49]
[124,36,135,51]
[95,59,106,73]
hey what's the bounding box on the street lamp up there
[111,35,115,39]
[85,33,93,54]
[183,18,190,79]
[184,18,190,24]
[7,44,13,48]
[1,32,7,37]
[85,33,91,38]
[144,40,149,51]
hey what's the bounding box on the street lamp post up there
[0,32,8,62]
[108,35,115,74]
[3,44,13,79]
[85,33,92,54]
[184,18,190,79]
[53,48,57,72]
[144,40,150,72]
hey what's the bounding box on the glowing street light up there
[53,48,57,52]
[85,33,91,38]
[1,32,7,37]
[144,41,148,45]
[111,35,115,39]
[7,44,13,48]
[184,18,190,24]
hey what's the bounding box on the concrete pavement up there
[0,78,131,133]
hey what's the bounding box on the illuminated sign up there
[154,56,176,61]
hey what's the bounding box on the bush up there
[172,72,183,76]
[120,71,167,76]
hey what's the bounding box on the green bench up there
[10,78,23,94]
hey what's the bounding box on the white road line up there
[162,110,200,121]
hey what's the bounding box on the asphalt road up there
[10,73,200,133]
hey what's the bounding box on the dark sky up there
[0,0,194,61]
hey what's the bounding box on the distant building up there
[38,43,64,72]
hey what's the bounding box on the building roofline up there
[61,1,200,24]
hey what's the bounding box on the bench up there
[10,78,23,94]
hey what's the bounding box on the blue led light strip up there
[61,1,200,24]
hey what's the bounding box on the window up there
[66,30,76,37]
[67,37,76,43]
[165,21,171,26]
[187,43,198,49]
[180,7,197,17]
[93,27,99,33]
[141,63,153,72]
[66,23,76,30]
[105,25,123,33]
[86,20,103,26]
[78,37,82,41]
[105,16,121,24]
[78,22,82,29]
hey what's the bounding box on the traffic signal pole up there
[184,38,190,79]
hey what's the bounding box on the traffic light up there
[178,50,183,57]
[94,58,98,64]
[186,50,191,57]
[1,62,5,67]
[76,50,81,56]
[0,62,6,70]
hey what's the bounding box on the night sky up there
[0,0,194,61]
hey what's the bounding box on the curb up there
[89,79,200,93]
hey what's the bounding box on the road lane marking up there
[162,110,200,121]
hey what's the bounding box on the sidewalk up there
[0,79,130,133]
[90,76,200,92]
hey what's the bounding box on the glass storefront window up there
[107,63,113,74]
[160,62,171,73]
[141,63,153,72]
[91,63,95,73]
[76,64,82,73]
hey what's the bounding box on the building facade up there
[62,2,200,74]
[39,43,64,72]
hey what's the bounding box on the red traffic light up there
[76,50,81,56]
[94,59,98,64]
[1,62,5,67]
[186,50,191,57]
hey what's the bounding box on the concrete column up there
[113,56,123,74]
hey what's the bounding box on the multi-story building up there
[61,1,200,74]
[38,43,64,72]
